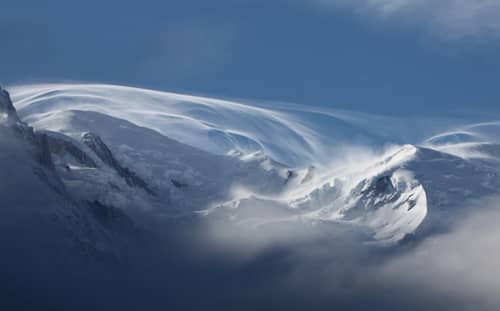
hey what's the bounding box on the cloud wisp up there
[315,0,500,41]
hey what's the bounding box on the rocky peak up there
[81,132,156,196]
[0,86,20,125]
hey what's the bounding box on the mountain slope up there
[4,83,500,246]
[0,86,152,271]
[206,143,500,243]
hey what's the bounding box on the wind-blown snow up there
[10,83,410,167]
[7,83,500,244]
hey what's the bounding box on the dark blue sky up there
[2,0,500,116]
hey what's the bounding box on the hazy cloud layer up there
[315,0,500,40]
[194,194,500,310]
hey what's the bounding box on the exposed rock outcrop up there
[0,86,20,125]
[82,132,156,196]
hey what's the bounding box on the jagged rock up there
[284,170,295,184]
[0,86,35,141]
[45,134,98,168]
[0,87,57,171]
[82,132,156,196]
[0,86,20,125]
[368,176,395,196]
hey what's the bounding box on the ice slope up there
[11,83,395,167]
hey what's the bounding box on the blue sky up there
[2,0,500,116]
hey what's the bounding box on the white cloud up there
[315,0,500,40]
[196,191,500,309]
[377,195,500,310]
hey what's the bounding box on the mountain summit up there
[0,86,20,125]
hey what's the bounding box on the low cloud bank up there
[191,194,500,310]
[377,195,500,310]
[2,138,500,311]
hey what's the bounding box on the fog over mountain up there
[1,83,500,310]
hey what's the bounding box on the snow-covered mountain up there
[0,86,153,271]
[2,83,500,253]
[11,83,419,167]
[3,82,500,311]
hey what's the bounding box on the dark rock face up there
[0,86,20,125]
[82,132,156,196]
[45,134,98,168]
[372,176,395,195]
[360,175,398,207]
[0,87,35,142]
[343,175,400,220]
[81,132,117,168]
[1,88,156,199]
[0,87,57,171]
[284,170,295,184]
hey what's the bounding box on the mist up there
[164,194,500,311]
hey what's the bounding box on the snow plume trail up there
[9,82,424,168]
[10,83,323,167]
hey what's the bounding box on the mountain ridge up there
[3,83,500,247]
